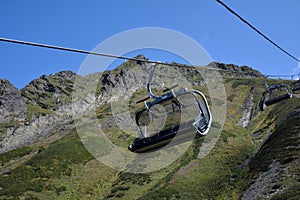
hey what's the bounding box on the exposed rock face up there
[1,113,73,153]
[0,79,26,123]
[241,161,289,200]
[238,88,254,127]
[208,62,264,78]
[21,70,75,110]
[0,71,77,153]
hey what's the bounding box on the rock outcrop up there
[0,71,77,153]
[21,70,75,110]
[0,79,26,123]
[208,62,264,78]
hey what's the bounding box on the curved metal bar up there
[188,90,212,135]
[147,63,160,100]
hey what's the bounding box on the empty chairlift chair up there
[128,63,212,153]
[260,82,293,111]
[291,79,300,94]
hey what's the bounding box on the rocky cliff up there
[0,71,77,153]
[0,79,26,123]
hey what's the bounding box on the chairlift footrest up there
[292,86,300,92]
[265,93,292,106]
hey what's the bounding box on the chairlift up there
[128,62,212,153]
[259,82,292,111]
[291,79,300,94]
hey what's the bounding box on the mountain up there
[0,59,299,199]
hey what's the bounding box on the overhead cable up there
[0,37,161,64]
[216,0,300,63]
[0,37,298,79]
[0,37,225,71]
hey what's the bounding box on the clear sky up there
[0,0,300,89]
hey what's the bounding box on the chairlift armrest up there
[173,88,187,96]
[162,84,179,92]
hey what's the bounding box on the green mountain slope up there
[0,60,299,199]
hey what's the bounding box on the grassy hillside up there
[0,68,299,199]
[242,97,300,200]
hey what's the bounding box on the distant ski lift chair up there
[291,79,300,94]
[128,63,212,153]
[260,82,293,111]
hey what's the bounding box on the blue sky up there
[0,0,300,89]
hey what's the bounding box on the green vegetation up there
[243,97,300,199]
[0,146,33,165]
[25,101,53,121]
[0,130,94,198]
